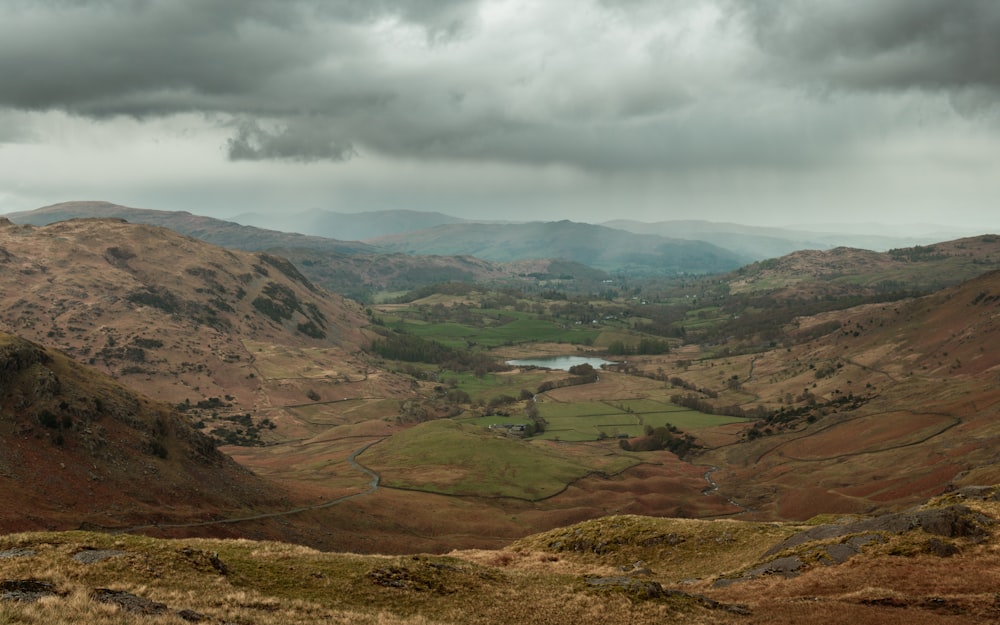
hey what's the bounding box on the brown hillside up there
[0,330,282,531]
[729,235,1000,298]
[692,268,1000,520]
[7,201,610,296]
[0,217,379,414]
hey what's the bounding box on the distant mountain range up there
[367,220,747,275]
[6,202,991,294]
[227,206,972,257]
[7,201,376,254]
[4,202,613,298]
[231,207,470,241]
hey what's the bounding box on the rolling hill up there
[4,202,610,299]
[0,329,281,531]
[368,220,748,275]
[2,489,1000,624]
[670,266,1000,520]
[722,235,1000,299]
[0,216,382,415]
[232,207,470,240]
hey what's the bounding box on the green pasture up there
[533,399,748,441]
[389,316,600,349]
[288,399,402,425]
[445,370,551,401]
[359,420,641,500]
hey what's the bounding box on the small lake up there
[505,356,616,371]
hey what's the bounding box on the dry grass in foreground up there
[2,489,1000,624]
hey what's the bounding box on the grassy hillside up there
[725,235,1000,298]
[0,331,282,531]
[1,489,998,624]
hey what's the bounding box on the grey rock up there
[73,549,126,564]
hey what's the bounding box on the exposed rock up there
[586,576,750,614]
[177,608,208,622]
[90,588,169,616]
[716,504,992,587]
[73,549,126,564]
[0,579,61,602]
[764,505,992,558]
[0,549,35,560]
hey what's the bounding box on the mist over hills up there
[232,207,470,241]
[6,201,376,255]
[7,202,988,293]
[5,203,615,299]
[603,219,968,259]
[366,220,748,274]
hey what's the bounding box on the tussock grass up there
[510,515,799,583]
[0,530,730,625]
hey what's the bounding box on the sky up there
[0,0,998,230]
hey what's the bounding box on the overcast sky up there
[0,0,997,230]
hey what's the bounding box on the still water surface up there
[505,356,615,371]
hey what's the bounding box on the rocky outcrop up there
[715,504,994,587]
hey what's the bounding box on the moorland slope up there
[725,235,1000,298]
[0,330,281,531]
[1,488,999,624]
[672,267,1000,519]
[0,217,388,416]
[6,202,611,298]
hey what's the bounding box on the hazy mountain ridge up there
[367,220,749,275]
[6,201,376,254]
[5,203,611,298]
[232,207,470,241]
[603,218,962,259]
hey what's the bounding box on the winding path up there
[113,440,382,534]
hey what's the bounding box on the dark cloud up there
[735,0,1000,95]
[227,118,356,162]
[0,0,490,163]
[1,0,996,173]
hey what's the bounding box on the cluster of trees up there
[537,363,599,393]
[368,332,505,375]
[694,291,918,348]
[745,392,872,440]
[668,377,718,398]
[606,338,670,356]
[619,424,699,456]
[670,393,771,420]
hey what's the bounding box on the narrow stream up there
[701,465,748,514]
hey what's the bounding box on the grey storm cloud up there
[0,0,996,169]
[227,118,356,162]
[734,0,1000,95]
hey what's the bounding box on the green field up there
[388,313,600,349]
[533,399,748,441]
[360,420,640,500]
[444,370,552,401]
